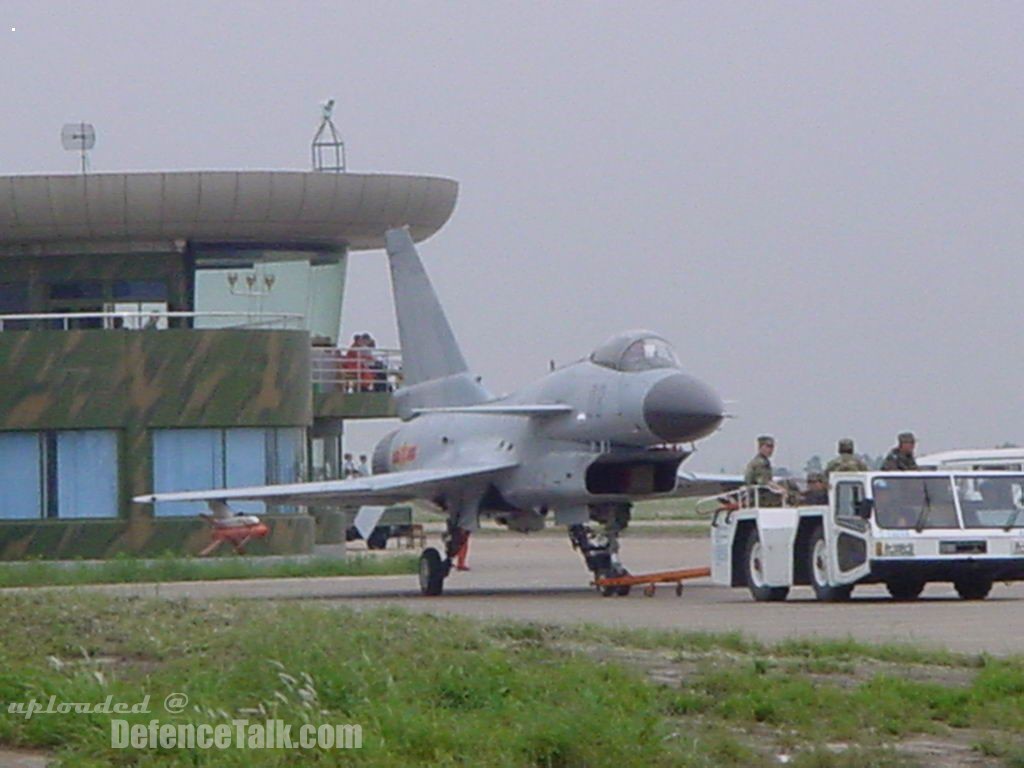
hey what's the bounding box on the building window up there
[152,428,304,517]
[0,284,32,330]
[49,281,104,300]
[112,281,168,302]
[152,429,223,517]
[55,431,119,518]
[0,433,43,519]
[0,430,118,520]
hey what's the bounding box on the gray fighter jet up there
[135,228,725,595]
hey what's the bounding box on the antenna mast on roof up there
[61,122,96,174]
[311,99,346,172]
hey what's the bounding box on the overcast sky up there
[3,1,1023,472]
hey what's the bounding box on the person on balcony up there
[342,333,371,393]
[342,453,357,478]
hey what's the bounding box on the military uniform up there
[744,435,780,506]
[881,448,917,471]
[825,439,868,479]
[881,432,918,471]
[744,453,773,486]
[802,472,828,504]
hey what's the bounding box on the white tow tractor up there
[703,471,1024,601]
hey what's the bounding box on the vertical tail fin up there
[385,227,490,415]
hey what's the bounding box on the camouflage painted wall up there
[314,390,395,420]
[0,329,311,430]
[0,514,315,560]
[0,328,312,538]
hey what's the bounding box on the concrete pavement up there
[26,534,1024,655]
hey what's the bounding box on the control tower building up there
[0,169,457,558]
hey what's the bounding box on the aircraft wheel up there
[643,584,656,598]
[954,576,992,601]
[675,583,684,597]
[885,578,925,601]
[743,532,789,602]
[808,525,853,602]
[418,548,446,596]
[598,568,630,597]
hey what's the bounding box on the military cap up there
[898,432,916,443]
[757,435,774,446]
[838,438,855,453]
[806,471,825,483]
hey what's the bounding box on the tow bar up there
[593,566,711,597]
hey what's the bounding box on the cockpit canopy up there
[590,331,681,373]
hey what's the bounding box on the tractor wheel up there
[886,578,925,601]
[743,532,789,602]
[953,576,992,601]
[807,525,853,602]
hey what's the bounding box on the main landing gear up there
[569,503,632,597]
[417,523,471,596]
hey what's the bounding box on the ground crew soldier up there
[745,435,782,506]
[825,438,868,479]
[744,435,775,485]
[882,432,918,471]
[802,472,828,504]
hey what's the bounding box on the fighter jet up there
[135,228,725,595]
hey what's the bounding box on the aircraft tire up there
[597,568,631,597]
[418,548,446,596]
[807,524,853,602]
[743,532,789,602]
[953,576,992,601]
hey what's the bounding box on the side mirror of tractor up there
[855,498,874,520]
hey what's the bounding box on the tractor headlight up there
[877,542,914,557]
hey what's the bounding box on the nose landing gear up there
[569,503,633,597]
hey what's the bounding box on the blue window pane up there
[225,429,267,514]
[153,429,223,517]
[57,431,118,518]
[0,283,29,312]
[113,281,168,301]
[274,428,304,484]
[0,433,41,519]
[49,281,103,300]
[272,428,304,514]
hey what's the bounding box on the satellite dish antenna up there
[61,122,96,174]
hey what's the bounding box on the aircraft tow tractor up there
[704,470,1024,601]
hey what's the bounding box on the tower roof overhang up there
[0,171,458,253]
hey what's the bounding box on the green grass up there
[1,594,1023,766]
[0,553,417,589]
[0,594,701,767]
[485,620,982,668]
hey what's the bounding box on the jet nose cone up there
[643,373,725,442]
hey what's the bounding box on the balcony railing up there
[0,311,305,331]
[311,346,402,393]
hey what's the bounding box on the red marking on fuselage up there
[391,443,418,467]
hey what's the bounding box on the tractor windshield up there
[954,474,1024,529]
[871,477,959,530]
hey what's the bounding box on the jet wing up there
[411,404,573,417]
[133,462,518,508]
[674,471,745,497]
